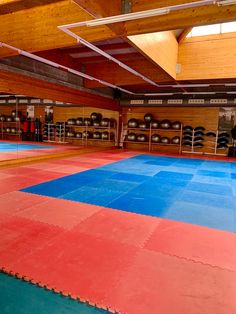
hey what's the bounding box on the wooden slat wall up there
[122,106,221,154]
[122,107,219,130]
[54,106,119,123]
[0,104,45,121]
[177,32,236,80]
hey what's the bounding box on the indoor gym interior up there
[0,1,236,314]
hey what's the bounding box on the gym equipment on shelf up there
[127,133,137,141]
[160,136,170,144]
[128,118,139,128]
[6,116,13,122]
[67,119,76,125]
[194,136,204,142]
[194,126,205,131]
[172,121,181,130]
[75,132,83,138]
[66,131,75,138]
[151,120,159,129]
[90,112,102,121]
[93,131,101,139]
[93,120,100,127]
[82,131,91,138]
[138,122,148,129]
[194,142,204,148]
[100,118,110,127]
[172,136,180,144]
[0,115,6,121]
[101,131,109,140]
[137,134,148,142]
[76,118,83,126]
[182,135,192,141]
[83,118,92,126]
[183,125,193,131]
[160,120,171,129]
[194,131,205,137]
[182,141,192,147]
[144,113,153,123]
[151,134,161,143]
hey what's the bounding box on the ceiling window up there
[187,21,236,38]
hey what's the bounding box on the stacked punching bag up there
[22,119,42,141]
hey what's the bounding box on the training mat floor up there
[0,140,86,163]
[0,151,236,314]
[22,154,236,232]
[0,142,54,152]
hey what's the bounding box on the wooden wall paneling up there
[0,104,45,122]
[53,106,119,123]
[122,107,219,130]
[122,106,220,154]
[177,33,236,80]
[54,106,120,147]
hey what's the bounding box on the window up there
[187,21,236,38]
[221,21,236,33]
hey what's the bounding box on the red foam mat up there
[1,202,236,313]
[1,150,236,313]
[105,249,236,314]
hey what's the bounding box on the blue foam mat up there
[0,142,53,152]
[21,154,236,232]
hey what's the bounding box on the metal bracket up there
[176,63,181,74]
[122,0,132,14]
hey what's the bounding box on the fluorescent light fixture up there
[143,93,174,96]
[183,92,216,94]
[225,83,236,86]
[217,0,236,6]
[172,84,210,88]
[86,8,169,27]
[227,91,236,94]
[63,0,215,29]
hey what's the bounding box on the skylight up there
[187,21,236,38]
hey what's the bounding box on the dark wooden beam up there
[178,27,192,43]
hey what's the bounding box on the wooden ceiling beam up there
[178,27,192,43]
[72,0,121,18]
[71,53,142,64]
[72,0,124,36]
[0,0,116,58]
[123,5,236,37]
[0,0,64,15]
[1,1,236,58]
[59,43,134,55]
[84,58,174,88]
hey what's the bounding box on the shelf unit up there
[43,122,69,144]
[205,130,230,156]
[182,129,204,155]
[0,120,23,140]
[43,123,56,143]
[49,119,118,146]
[56,122,68,144]
[182,128,230,156]
[121,123,183,153]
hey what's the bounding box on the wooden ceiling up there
[1,0,236,105]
